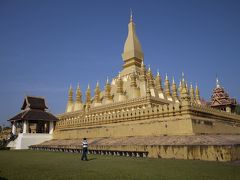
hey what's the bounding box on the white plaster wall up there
[8,133,53,149]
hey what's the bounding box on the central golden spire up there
[130,8,133,22]
[122,10,144,70]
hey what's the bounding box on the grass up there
[0,150,240,180]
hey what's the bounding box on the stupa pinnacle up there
[121,10,144,75]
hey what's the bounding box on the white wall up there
[8,133,53,149]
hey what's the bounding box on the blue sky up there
[0,0,240,126]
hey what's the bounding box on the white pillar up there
[12,121,17,135]
[49,121,54,134]
[23,120,28,133]
[226,106,231,113]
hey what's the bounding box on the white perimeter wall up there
[8,133,53,149]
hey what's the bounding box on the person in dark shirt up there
[81,138,88,161]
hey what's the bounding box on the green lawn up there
[0,150,240,180]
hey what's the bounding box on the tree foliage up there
[235,104,240,115]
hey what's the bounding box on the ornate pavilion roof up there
[21,96,48,110]
[9,96,58,122]
[8,109,58,122]
[211,79,236,107]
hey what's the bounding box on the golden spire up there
[182,72,185,82]
[147,65,154,88]
[190,83,195,104]
[66,84,74,112]
[76,83,82,103]
[94,81,101,103]
[186,81,189,94]
[178,80,182,94]
[68,84,73,103]
[155,70,163,93]
[140,62,147,82]
[116,74,123,94]
[74,83,84,111]
[130,8,133,22]
[148,65,151,72]
[164,74,172,99]
[172,77,178,101]
[180,75,190,106]
[181,72,187,90]
[86,84,91,105]
[122,11,143,67]
[195,83,201,104]
[104,77,112,100]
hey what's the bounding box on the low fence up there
[29,146,149,158]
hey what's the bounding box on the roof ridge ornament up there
[216,77,220,88]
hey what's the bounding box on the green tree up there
[235,104,240,115]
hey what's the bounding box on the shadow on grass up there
[80,157,97,161]
[0,169,8,180]
[88,157,97,161]
[0,176,8,180]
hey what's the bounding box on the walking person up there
[81,138,88,161]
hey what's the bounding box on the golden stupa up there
[38,13,240,161]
